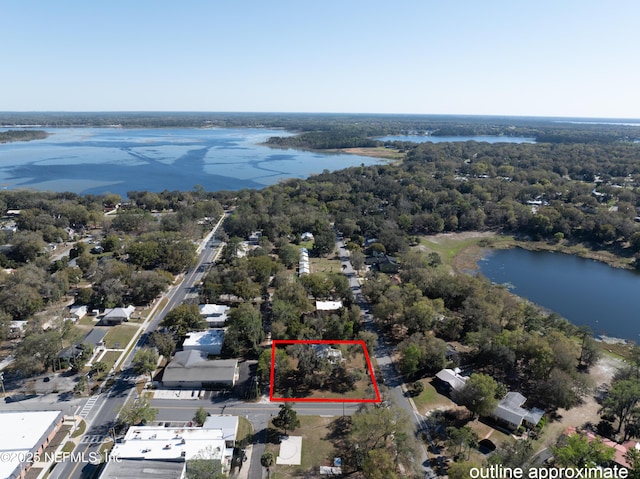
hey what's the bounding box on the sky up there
[2,0,639,118]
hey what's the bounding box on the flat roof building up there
[109,425,233,473]
[0,410,65,479]
[182,329,225,356]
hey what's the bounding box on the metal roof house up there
[491,391,544,431]
[434,368,468,393]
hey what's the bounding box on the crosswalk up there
[79,395,99,418]
[79,434,106,444]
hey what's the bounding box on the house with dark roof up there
[365,254,399,274]
[434,368,468,394]
[491,392,544,431]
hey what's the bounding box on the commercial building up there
[162,350,239,389]
[0,410,65,479]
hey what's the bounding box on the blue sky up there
[2,0,639,118]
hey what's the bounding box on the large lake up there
[479,248,640,341]
[377,135,536,144]
[0,128,382,195]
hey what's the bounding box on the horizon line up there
[1,111,640,122]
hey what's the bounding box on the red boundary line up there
[269,339,381,403]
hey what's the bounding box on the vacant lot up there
[272,342,379,402]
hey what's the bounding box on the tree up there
[362,449,398,479]
[553,433,615,467]
[91,361,108,376]
[149,330,176,358]
[272,403,300,436]
[186,447,226,479]
[118,398,158,428]
[193,407,208,427]
[600,378,640,435]
[132,347,158,383]
[161,304,207,337]
[11,231,46,262]
[409,381,425,397]
[260,451,276,478]
[223,303,264,356]
[446,426,479,460]
[453,373,502,419]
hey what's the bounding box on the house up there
[67,305,88,321]
[491,392,544,431]
[162,350,239,389]
[312,344,343,364]
[0,410,64,479]
[102,305,136,325]
[8,320,28,339]
[182,329,225,356]
[299,247,310,276]
[316,300,343,311]
[199,304,230,327]
[248,230,262,244]
[435,368,468,393]
[83,328,108,350]
[365,254,399,274]
[108,423,235,474]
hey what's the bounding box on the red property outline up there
[269,339,381,403]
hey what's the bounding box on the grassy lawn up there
[265,416,337,478]
[98,350,122,371]
[103,324,139,350]
[309,253,340,273]
[78,316,99,327]
[236,416,254,448]
[412,378,455,414]
[70,419,87,438]
[417,232,512,271]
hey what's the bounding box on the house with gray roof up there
[491,391,544,431]
[162,350,238,389]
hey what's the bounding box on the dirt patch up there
[538,354,622,450]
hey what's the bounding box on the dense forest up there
[0,129,48,143]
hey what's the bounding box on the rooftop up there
[109,426,231,462]
[0,410,64,479]
[98,459,185,479]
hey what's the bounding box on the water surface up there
[479,248,640,341]
[0,128,381,195]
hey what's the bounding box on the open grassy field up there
[265,416,338,478]
[103,324,139,350]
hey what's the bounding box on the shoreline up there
[422,231,638,351]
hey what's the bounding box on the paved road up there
[47,215,226,479]
[336,237,435,477]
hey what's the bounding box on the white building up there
[315,300,343,311]
[182,329,225,356]
[199,304,230,327]
[0,410,65,479]
[109,424,234,473]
